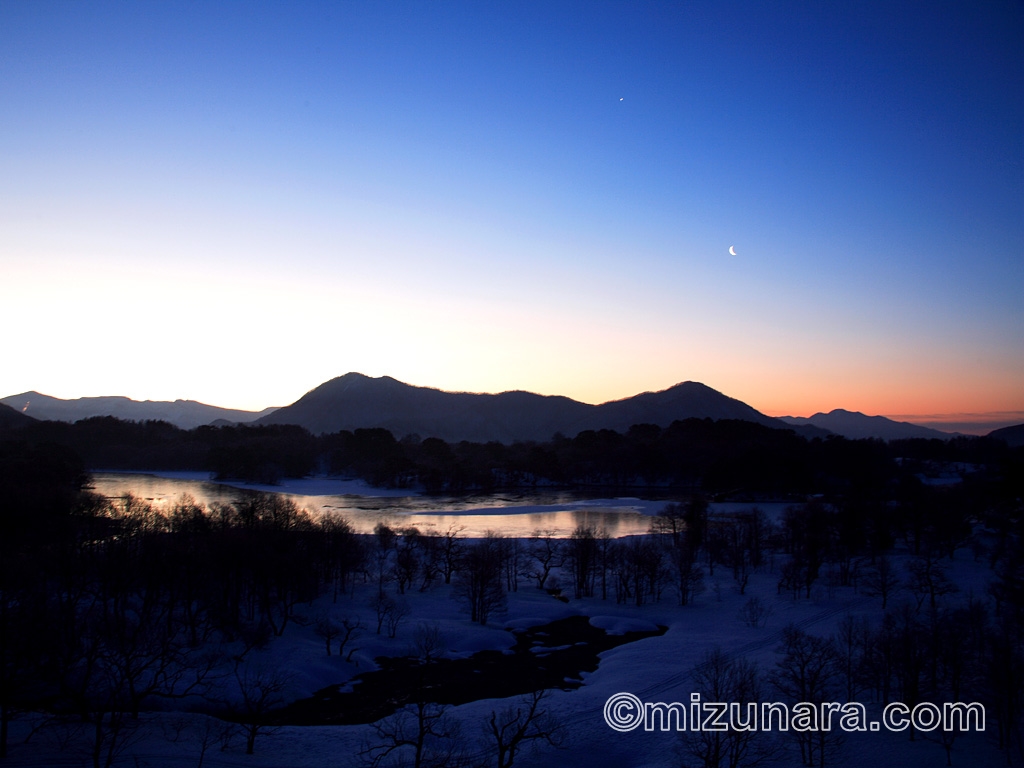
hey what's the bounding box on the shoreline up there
[89,469,419,499]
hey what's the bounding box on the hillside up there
[0,402,36,430]
[989,422,1024,447]
[256,373,815,443]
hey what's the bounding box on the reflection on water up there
[88,472,663,538]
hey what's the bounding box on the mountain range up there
[778,409,957,441]
[5,374,1018,444]
[0,392,277,431]
[253,373,811,443]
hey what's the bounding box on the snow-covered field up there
[4,532,1000,768]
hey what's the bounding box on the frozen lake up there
[88,471,674,538]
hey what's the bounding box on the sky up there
[2,1,1022,429]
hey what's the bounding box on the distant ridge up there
[0,392,277,430]
[0,402,36,430]
[988,423,1024,448]
[779,409,955,441]
[255,372,821,443]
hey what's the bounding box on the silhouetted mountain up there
[254,374,589,443]
[779,409,954,441]
[988,422,1024,448]
[0,402,36,430]
[0,392,277,430]
[580,381,781,433]
[256,373,817,443]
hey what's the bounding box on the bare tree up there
[738,597,772,628]
[617,536,667,606]
[319,514,363,600]
[723,517,756,595]
[163,714,235,768]
[527,531,563,591]
[454,535,507,625]
[682,648,782,768]
[418,534,441,591]
[373,523,398,597]
[595,527,614,600]
[781,503,831,599]
[500,536,523,593]
[231,660,290,755]
[408,622,447,663]
[360,700,467,768]
[393,527,422,595]
[437,525,465,585]
[338,616,364,661]
[650,502,687,545]
[769,626,844,767]
[566,525,597,599]
[372,592,410,638]
[668,539,704,606]
[836,614,871,702]
[385,598,411,639]
[314,611,341,656]
[907,553,958,614]
[861,554,900,609]
[482,689,566,768]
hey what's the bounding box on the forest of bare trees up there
[1,429,1022,766]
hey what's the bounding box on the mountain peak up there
[256,374,792,442]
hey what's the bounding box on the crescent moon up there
[729,246,737,256]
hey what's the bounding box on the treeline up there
[0,443,424,760]
[2,414,1018,495]
[648,490,1024,767]
[0,444,672,761]
[2,440,1024,764]
[0,453,583,764]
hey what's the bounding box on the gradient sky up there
[2,1,1022,426]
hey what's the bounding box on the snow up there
[4,481,1005,768]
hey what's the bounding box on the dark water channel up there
[275,616,666,725]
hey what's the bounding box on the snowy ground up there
[3,535,1000,768]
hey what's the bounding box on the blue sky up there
[2,1,1022,425]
